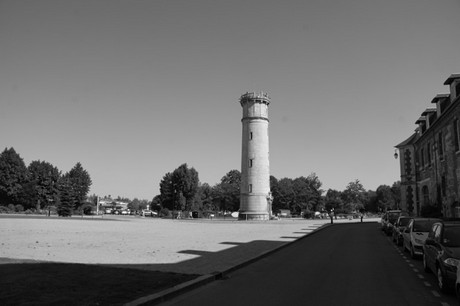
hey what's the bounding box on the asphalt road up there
[161,222,459,306]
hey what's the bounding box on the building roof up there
[415,116,426,124]
[444,74,460,85]
[395,133,418,148]
[431,93,450,103]
[421,108,437,116]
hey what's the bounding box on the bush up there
[7,204,15,212]
[0,205,12,214]
[159,208,171,218]
[15,204,24,213]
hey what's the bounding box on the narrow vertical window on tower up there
[249,184,252,193]
[250,132,253,140]
[249,159,253,168]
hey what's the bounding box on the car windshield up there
[413,220,436,232]
[399,218,411,226]
[443,226,460,247]
[388,213,400,223]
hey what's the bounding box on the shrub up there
[0,206,11,214]
[15,204,24,213]
[159,208,171,218]
[7,204,15,212]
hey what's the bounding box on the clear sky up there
[1,0,460,200]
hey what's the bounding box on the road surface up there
[160,222,458,306]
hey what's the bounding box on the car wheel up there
[423,254,431,273]
[437,266,447,292]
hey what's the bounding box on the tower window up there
[249,159,253,168]
[249,184,252,193]
[250,132,253,140]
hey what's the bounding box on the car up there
[383,210,403,236]
[402,218,441,258]
[456,262,460,301]
[423,220,460,292]
[142,210,158,217]
[392,216,413,246]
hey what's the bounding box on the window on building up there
[454,119,460,152]
[438,132,444,160]
[420,148,425,168]
[442,176,446,197]
[249,159,253,168]
[422,185,430,206]
[427,142,431,167]
[248,184,252,193]
[456,82,460,98]
[250,132,253,140]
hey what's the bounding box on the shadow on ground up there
[0,228,315,306]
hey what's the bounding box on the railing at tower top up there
[239,91,271,106]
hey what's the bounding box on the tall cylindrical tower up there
[239,91,271,221]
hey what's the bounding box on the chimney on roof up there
[444,74,460,102]
[431,94,450,117]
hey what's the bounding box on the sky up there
[1,0,460,200]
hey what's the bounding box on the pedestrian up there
[360,212,363,223]
[330,209,334,224]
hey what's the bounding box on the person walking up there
[330,209,334,224]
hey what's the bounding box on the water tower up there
[239,91,272,220]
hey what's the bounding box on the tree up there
[65,162,92,209]
[196,183,214,212]
[171,164,199,211]
[27,160,61,210]
[273,178,295,212]
[159,172,174,210]
[57,177,76,217]
[0,147,28,205]
[341,179,366,213]
[159,164,200,212]
[324,189,344,213]
[213,170,241,212]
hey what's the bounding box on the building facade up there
[239,91,272,220]
[396,74,460,217]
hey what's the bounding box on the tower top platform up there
[239,91,271,106]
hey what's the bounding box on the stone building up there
[396,74,460,217]
[238,91,272,220]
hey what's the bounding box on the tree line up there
[0,147,401,218]
[0,147,92,216]
[154,163,401,217]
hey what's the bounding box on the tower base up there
[238,211,269,221]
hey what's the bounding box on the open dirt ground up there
[0,215,375,275]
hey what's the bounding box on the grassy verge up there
[0,262,199,306]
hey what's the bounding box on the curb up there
[124,222,332,306]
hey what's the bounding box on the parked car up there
[383,210,403,236]
[423,220,460,292]
[402,218,441,258]
[392,216,413,246]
